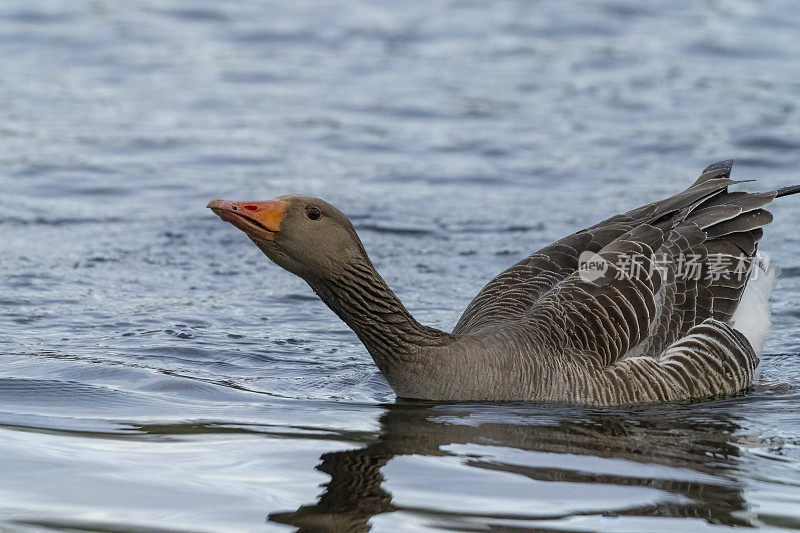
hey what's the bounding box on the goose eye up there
[305,206,322,220]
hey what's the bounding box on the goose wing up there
[454,161,773,370]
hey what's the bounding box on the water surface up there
[2,1,800,531]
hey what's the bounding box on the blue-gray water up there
[2,1,800,531]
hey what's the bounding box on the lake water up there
[2,1,800,531]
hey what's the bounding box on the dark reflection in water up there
[271,402,749,531]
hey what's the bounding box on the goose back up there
[446,161,779,403]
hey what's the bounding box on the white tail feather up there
[730,252,778,356]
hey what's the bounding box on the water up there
[2,1,800,530]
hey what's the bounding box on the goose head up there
[207,195,368,282]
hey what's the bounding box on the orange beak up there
[207,199,288,241]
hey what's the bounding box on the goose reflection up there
[269,401,751,531]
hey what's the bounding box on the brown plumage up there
[209,161,798,405]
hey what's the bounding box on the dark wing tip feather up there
[776,184,800,198]
[691,160,735,187]
[702,159,735,176]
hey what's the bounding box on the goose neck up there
[309,258,450,366]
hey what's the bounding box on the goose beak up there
[207,199,288,241]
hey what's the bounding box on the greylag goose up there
[208,161,800,405]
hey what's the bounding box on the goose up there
[208,161,800,405]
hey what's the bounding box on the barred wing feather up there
[453,161,775,402]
